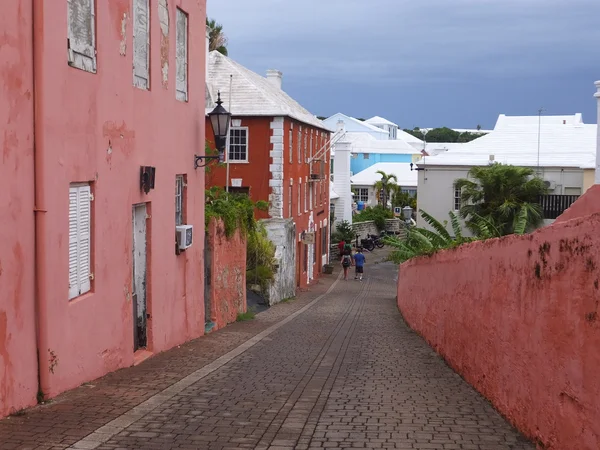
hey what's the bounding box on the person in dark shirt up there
[353,247,366,281]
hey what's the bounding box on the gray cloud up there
[208,0,600,84]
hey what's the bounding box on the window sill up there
[68,290,95,305]
[227,160,249,164]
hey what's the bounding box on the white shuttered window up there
[133,0,150,89]
[67,0,97,73]
[175,8,189,102]
[69,184,92,300]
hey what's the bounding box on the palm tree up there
[206,18,228,56]
[384,209,503,264]
[455,163,548,236]
[373,170,397,210]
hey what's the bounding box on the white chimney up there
[595,81,600,184]
[266,69,283,89]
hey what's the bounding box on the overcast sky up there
[207,0,600,129]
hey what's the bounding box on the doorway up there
[296,241,302,287]
[132,204,148,351]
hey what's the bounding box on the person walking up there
[341,249,352,281]
[338,239,345,260]
[353,247,366,281]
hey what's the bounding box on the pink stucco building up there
[0,0,207,417]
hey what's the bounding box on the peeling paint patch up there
[102,122,136,156]
[158,0,169,88]
[119,13,128,56]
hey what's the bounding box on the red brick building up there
[205,52,332,290]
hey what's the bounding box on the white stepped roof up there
[419,114,596,168]
[365,116,398,127]
[206,51,329,131]
[351,162,418,187]
[346,132,421,155]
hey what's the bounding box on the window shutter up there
[133,0,150,89]
[67,0,97,72]
[175,9,188,101]
[77,185,92,295]
[68,187,80,299]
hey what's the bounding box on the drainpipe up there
[32,0,49,400]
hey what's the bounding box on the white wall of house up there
[595,80,600,184]
[332,140,353,226]
[417,165,585,235]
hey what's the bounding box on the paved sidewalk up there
[0,255,533,450]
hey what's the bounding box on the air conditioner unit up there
[544,180,556,190]
[176,225,194,251]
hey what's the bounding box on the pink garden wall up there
[397,191,600,450]
[0,0,38,417]
[207,220,247,330]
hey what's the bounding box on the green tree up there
[403,127,484,143]
[373,170,398,210]
[206,18,228,56]
[455,164,548,236]
[385,210,502,264]
[392,190,417,212]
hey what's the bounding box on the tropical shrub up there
[385,209,503,264]
[331,220,355,243]
[455,163,548,236]
[353,205,393,231]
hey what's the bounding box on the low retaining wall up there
[207,219,247,330]
[397,213,600,450]
[262,218,296,305]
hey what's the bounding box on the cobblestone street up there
[0,257,533,450]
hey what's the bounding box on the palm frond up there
[419,209,451,242]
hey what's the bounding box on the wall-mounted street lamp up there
[409,162,425,172]
[195,92,231,169]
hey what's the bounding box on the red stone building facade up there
[205,52,332,290]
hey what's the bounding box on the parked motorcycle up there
[369,233,385,249]
[357,234,375,252]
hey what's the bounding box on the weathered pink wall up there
[554,184,600,225]
[34,0,207,399]
[207,220,247,330]
[0,0,39,416]
[397,207,600,449]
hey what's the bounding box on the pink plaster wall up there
[34,0,207,399]
[397,211,600,449]
[0,0,39,416]
[207,220,247,330]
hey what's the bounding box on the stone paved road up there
[0,256,534,450]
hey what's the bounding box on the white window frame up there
[228,127,249,162]
[297,126,302,164]
[357,188,369,203]
[69,183,92,300]
[288,184,293,218]
[175,175,185,226]
[289,124,294,164]
[175,8,189,102]
[133,0,150,89]
[304,182,308,212]
[298,179,302,216]
[454,185,462,211]
[67,0,97,73]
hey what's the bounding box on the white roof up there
[206,51,329,131]
[419,114,596,168]
[325,113,389,135]
[397,129,423,145]
[350,163,418,187]
[365,116,398,127]
[346,132,421,155]
[494,113,583,130]
[580,156,596,169]
[330,185,340,200]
